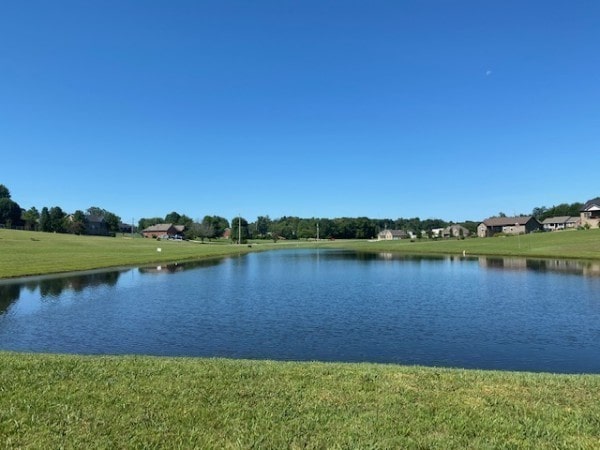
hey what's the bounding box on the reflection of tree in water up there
[4,270,124,300]
[37,271,122,297]
[138,258,224,275]
[0,284,21,314]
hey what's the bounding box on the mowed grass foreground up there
[2,352,599,449]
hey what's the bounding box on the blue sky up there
[1,1,598,224]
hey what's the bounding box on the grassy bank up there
[0,229,284,279]
[322,228,600,260]
[1,228,599,279]
[1,352,599,448]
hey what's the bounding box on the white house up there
[542,216,580,231]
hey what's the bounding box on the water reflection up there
[477,256,600,277]
[371,252,600,277]
[0,284,20,314]
[0,257,228,314]
[0,270,123,314]
[137,258,223,275]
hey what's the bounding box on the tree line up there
[139,213,462,242]
[0,184,122,235]
[2,183,592,241]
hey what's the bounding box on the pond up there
[1,249,600,373]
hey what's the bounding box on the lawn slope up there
[323,228,600,260]
[0,229,266,278]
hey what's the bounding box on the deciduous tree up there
[0,184,11,199]
[0,198,22,228]
[22,207,40,231]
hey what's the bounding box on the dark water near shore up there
[1,249,599,373]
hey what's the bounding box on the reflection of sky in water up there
[1,251,599,373]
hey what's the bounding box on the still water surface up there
[1,249,600,373]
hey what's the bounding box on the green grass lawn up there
[0,229,284,278]
[321,228,600,260]
[2,352,599,449]
[1,228,599,279]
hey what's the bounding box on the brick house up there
[142,223,185,239]
[580,197,600,228]
[477,216,541,238]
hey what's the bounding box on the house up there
[119,222,134,234]
[477,216,542,238]
[142,223,185,239]
[377,229,408,240]
[541,216,580,231]
[580,197,600,228]
[431,228,444,238]
[85,215,110,236]
[442,224,470,238]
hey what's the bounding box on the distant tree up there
[297,218,318,239]
[67,210,86,235]
[86,206,105,218]
[271,216,298,240]
[138,217,163,231]
[86,207,121,233]
[535,202,584,221]
[22,207,40,231]
[177,214,194,231]
[202,215,229,239]
[421,218,448,230]
[0,198,22,227]
[532,206,548,220]
[103,212,121,233]
[164,211,181,224]
[255,215,272,238]
[40,207,51,232]
[48,206,66,233]
[0,184,11,199]
[187,221,214,242]
[230,216,249,244]
[498,212,507,218]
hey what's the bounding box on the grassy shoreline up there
[1,228,599,279]
[321,227,600,261]
[2,352,599,448]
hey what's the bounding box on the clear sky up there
[1,1,598,224]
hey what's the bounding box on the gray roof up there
[379,229,406,237]
[481,216,537,227]
[542,216,572,225]
[582,197,600,211]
